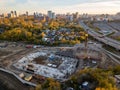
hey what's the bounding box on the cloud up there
[51,0,120,14]
[0,0,120,14]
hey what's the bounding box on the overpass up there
[79,21,120,50]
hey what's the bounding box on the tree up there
[39,78,61,90]
[65,68,118,90]
[112,65,120,75]
[48,20,59,30]
[36,85,42,90]
[0,28,33,41]
[40,32,46,38]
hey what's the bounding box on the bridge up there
[79,21,120,50]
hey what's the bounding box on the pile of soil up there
[34,56,47,64]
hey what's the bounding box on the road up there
[79,21,120,50]
[0,70,32,90]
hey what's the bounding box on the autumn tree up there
[36,85,42,90]
[0,28,33,41]
[39,78,61,90]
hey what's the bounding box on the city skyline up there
[0,0,120,14]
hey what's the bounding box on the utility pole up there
[84,30,88,59]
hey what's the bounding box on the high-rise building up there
[14,11,17,17]
[10,11,17,18]
[52,12,56,19]
[70,15,73,21]
[7,13,12,18]
[66,13,73,21]
[34,12,36,18]
[2,13,7,18]
[48,11,52,19]
[75,12,79,19]
[26,11,28,17]
[39,13,42,17]
[11,11,14,17]
[47,11,56,19]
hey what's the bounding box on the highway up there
[79,21,120,50]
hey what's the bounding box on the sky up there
[0,0,120,14]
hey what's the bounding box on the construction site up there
[0,41,119,89]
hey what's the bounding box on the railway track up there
[0,70,32,90]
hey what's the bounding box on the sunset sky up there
[0,0,120,14]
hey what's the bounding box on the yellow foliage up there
[2,28,32,41]
[41,32,46,38]
[80,36,86,40]
[36,84,42,90]
[96,87,118,90]
[61,38,66,43]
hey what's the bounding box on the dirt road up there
[0,70,34,90]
